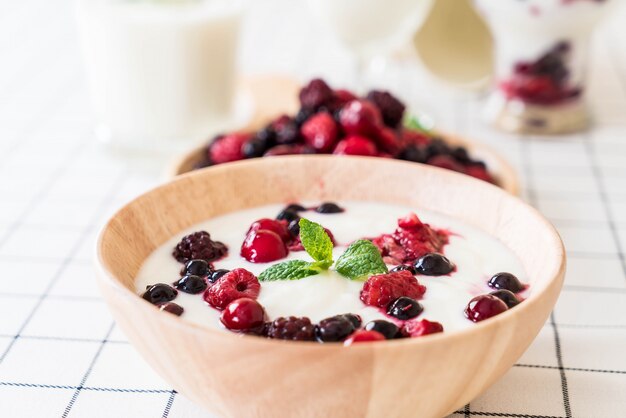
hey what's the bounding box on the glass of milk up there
[474,0,614,135]
[75,0,244,151]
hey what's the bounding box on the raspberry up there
[301,112,338,153]
[204,268,260,310]
[401,319,444,337]
[366,90,405,127]
[266,316,315,341]
[338,100,383,137]
[299,78,333,110]
[360,270,426,308]
[392,213,449,262]
[172,231,228,264]
[333,89,358,106]
[333,135,378,156]
[241,230,288,263]
[247,218,292,244]
[263,144,314,156]
[209,133,250,164]
[371,234,406,265]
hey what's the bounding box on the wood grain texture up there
[167,77,519,195]
[96,156,564,418]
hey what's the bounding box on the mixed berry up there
[140,203,528,343]
[193,79,496,185]
[499,41,581,106]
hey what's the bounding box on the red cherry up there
[220,298,265,331]
[343,330,386,345]
[464,294,508,322]
[247,218,291,243]
[339,99,383,136]
[333,135,378,156]
[401,319,444,337]
[241,230,288,263]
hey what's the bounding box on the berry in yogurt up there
[136,201,530,343]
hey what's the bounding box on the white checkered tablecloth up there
[0,0,625,417]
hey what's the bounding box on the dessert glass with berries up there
[475,0,614,134]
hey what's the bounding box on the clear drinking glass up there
[75,0,244,152]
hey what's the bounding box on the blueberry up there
[315,202,344,214]
[364,320,399,340]
[159,302,184,316]
[451,147,470,164]
[387,297,423,320]
[143,284,177,305]
[287,219,300,237]
[341,313,362,329]
[285,203,307,212]
[488,272,525,293]
[294,108,314,126]
[391,264,417,275]
[242,138,267,158]
[490,289,520,308]
[315,315,355,342]
[276,209,299,223]
[414,253,455,276]
[208,269,229,284]
[275,120,300,145]
[182,259,210,277]
[425,138,450,159]
[256,126,276,144]
[398,145,427,164]
[174,275,207,294]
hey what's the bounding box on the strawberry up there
[360,270,426,308]
[301,112,338,152]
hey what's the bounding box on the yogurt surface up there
[136,201,528,333]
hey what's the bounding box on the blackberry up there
[387,297,423,320]
[299,78,333,110]
[391,264,417,275]
[315,315,356,343]
[366,90,405,127]
[364,320,399,340]
[267,316,316,341]
[488,272,525,293]
[315,202,344,214]
[208,269,229,284]
[143,284,177,305]
[414,253,455,276]
[181,259,211,277]
[174,275,207,294]
[172,231,228,264]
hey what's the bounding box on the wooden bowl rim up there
[166,132,521,196]
[96,155,564,350]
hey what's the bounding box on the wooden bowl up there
[96,156,564,418]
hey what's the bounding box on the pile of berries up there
[197,79,495,184]
[240,203,338,263]
[464,272,526,322]
[369,212,451,265]
[500,41,581,105]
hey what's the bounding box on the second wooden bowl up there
[97,156,564,418]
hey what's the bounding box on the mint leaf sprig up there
[258,218,388,282]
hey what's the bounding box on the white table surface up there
[0,1,625,417]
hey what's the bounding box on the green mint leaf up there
[335,239,388,280]
[299,218,333,264]
[258,260,319,282]
[404,115,431,133]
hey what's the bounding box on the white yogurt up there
[136,201,528,333]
